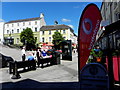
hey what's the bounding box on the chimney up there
[40,13,44,18]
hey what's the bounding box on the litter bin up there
[51,51,61,65]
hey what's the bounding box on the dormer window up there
[63,30,66,34]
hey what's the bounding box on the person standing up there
[36,48,41,67]
[27,52,34,61]
[21,46,26,61]
[41,50,47,57]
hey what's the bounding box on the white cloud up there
[68,25,74,29]
[0,19,4,22]
[61,18,71,22]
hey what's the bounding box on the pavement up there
[0,44,120,90]
[0,44,79,89]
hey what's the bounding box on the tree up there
[20,27,36,50]
[52,32,65,49]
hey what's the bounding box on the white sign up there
[80,63,109,89]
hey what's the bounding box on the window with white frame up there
[17,29,19,33]
[63,36,66,40]
[42,31,45,35]
[117,13,120,20]
[49,37,51,42]
[35,27,37,32]
[63,30,66,34]
[35,37,37,41]
[7,24,9,27]
[12,30,14,33]
[16,38,19,44]
[49,30,51,35]
[17,23,19,26]
[7,30,9,34]
[29,22,31,25]
[23,22,25,26]
[42,37,45,42]
[35,21,37,25]
[12,24,14,27]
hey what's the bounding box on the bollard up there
[9,61,13,74]
[11,61,21,79]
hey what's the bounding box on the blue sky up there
[2,2,102,35]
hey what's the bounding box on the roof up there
[40,24,74,32]
[5,17,41,24]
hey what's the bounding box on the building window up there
[42,31,45,35]
[49,37,51,42]
[12,30,14,33]
[56,30,58,32]
[35,27,37,32]
[17,23,19,26]
[49,30,51,35]
[16,38,19,43]
[35,21,37,25]
[114,2,117,9]
[116,13,120,20]
[63,30,66,34]
[42,37,44,42]
[29,22,31,25]
[35,37,37,41]
[7,24,9,27]
[17,29,19,33]
[7,30,9,34]
[23,22,25,26]
[12,24,14,27]
[63,37,66,40]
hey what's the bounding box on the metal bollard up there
[11,61,21,79]
[9,61,12,74]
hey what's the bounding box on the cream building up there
[4,13,46,45]
[40,24,77,47]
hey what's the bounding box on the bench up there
[37,53,61,68]
[9,60,36,74]
[37,57,52,68]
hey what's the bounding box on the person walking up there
[21,46,26,61]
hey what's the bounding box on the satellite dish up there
[54,21,58,25]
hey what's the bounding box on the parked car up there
[0,53,14,68]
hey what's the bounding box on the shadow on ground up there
[1,79,80,90]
